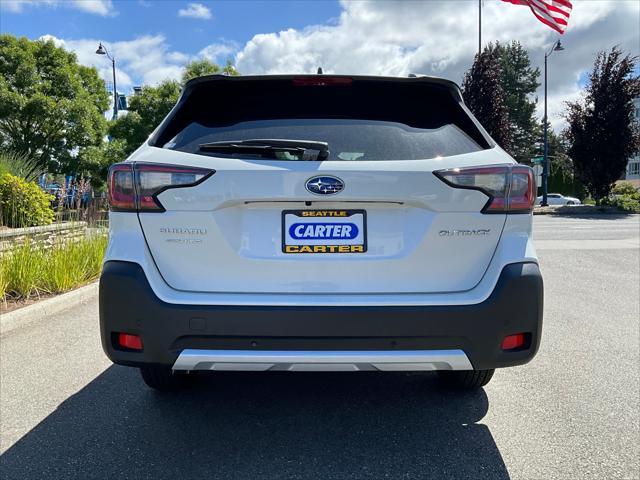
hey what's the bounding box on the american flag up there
[501,0,573,34]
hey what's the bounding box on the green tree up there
[181,58,239,84]
[543,127,586,198]
[222,59,241,77]
[462,47,513,151]
[108,80,181,155]
[565,47,640,203]
[109,59,240,158]
[77,139,128,189]
[492,41,541,162]
[0,34,109,173]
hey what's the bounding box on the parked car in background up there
[537,193,581,206]
[100,74,543,393]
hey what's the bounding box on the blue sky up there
[1,0,638,127]
[2,1,342,57]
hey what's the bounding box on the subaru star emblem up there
[305,176,344,195]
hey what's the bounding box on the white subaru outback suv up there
[100,74,543,391]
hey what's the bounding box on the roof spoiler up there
[181,74,463,102]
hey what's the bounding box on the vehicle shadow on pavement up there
[1,366,509,480]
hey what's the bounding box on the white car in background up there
[537,193,581,206]
[100,74,543,393]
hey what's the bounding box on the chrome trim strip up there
[172,349,473,372]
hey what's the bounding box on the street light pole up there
[111,56,117,120]
[95,42,118,120]
[541,39,564,206]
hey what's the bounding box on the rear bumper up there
[99,261,543,371]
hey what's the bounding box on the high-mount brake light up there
[107,163,214,212]
[434,164,535,214]
[292,76,353,87]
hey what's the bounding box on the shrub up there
[0,150,44,183]
[605,182,640,212]
[612,182,640,196]
[0,173,54,228]
[610,195,640,213]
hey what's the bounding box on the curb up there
[0,282,98,336]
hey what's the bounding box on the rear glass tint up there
[154,78,490,161]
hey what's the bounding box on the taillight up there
[107,163,214,212]
[433,164,535,214]
[508,166,536,213]
[108,164,136,211]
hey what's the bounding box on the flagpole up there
[478,0,482,55]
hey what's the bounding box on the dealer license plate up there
[282,210,367,254]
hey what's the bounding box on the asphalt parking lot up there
[1,215,639,480]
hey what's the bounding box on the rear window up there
[154,77,490,161]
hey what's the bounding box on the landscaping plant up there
[0,261,8,300]
[607,182,640,213]
[0,173,55,228]
[0,232,107,302]
[0,150,44,183]
[41,233,108,293]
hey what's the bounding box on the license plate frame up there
[281,209,367,254]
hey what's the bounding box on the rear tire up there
[140,366,185,392]
[437,369,495,390]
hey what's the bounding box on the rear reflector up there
[107,163,214,212]
[434,164,535,214]
[118,333,143,351]
[501,333,526,351]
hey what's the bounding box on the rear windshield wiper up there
[198,139,329,160]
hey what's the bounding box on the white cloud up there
[34,0,639,130]
[2,0,55,13]
[234,0,640,128]
[198,40,239,62]
[2,0,116,16]
[177,2,211,20]
[37,34,237,91]
[38,34,186,89]
[73,0,113,16]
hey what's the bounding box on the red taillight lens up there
[501,333,526,351]
[118,333,143,351]
[434,164,535,214]
[108,164,136,211]
[508,166,536,213]
[107,163,213,212]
